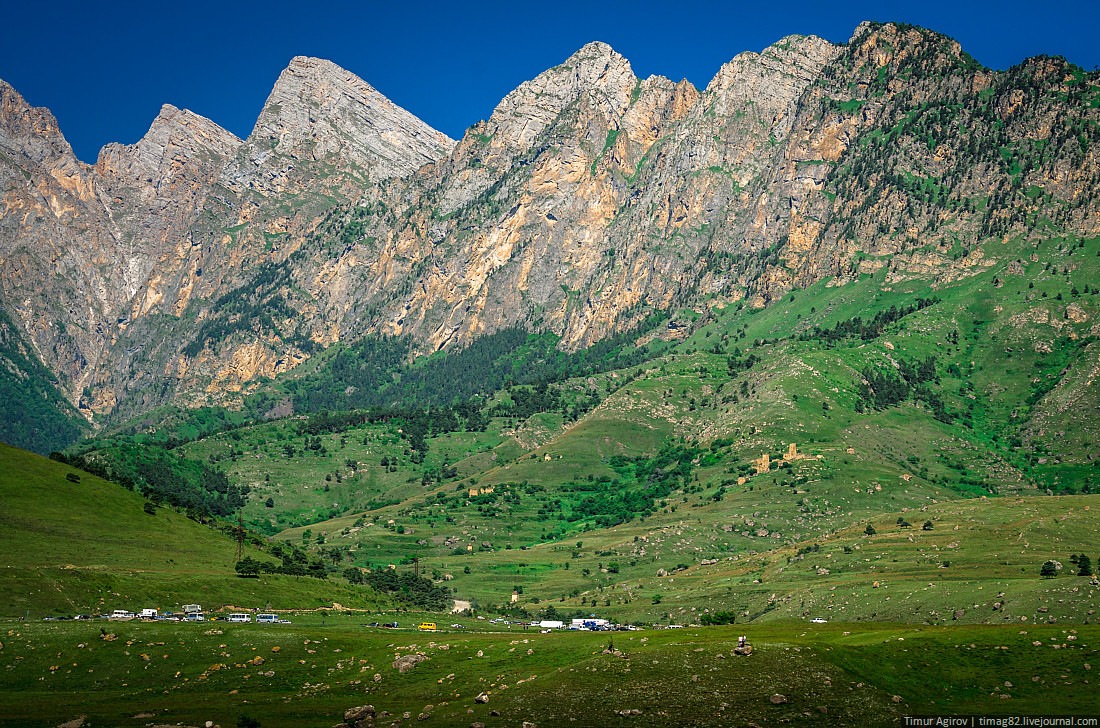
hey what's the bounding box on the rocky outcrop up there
[223,56,454,199]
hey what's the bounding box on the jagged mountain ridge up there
[2,22,1099,432]
[0,57,455,426]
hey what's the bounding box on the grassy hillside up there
[0,619,1095,727]
[0,443,396,616]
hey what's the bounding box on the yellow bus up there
[417,622,437,631]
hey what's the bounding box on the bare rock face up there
[223,56,454,198]
[0,79,125,398]
[344,35,838,356]
[95,104,242,300]
[437,41,637,214]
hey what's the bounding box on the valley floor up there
[1,619,1096,727]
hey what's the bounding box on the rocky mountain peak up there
[0,78,79,167]
[486,41,636,149]
[96,103,241,182]
[238,55,454,186]
[846,21,964,71]
[563,41,634,88]
[705,34,838,102]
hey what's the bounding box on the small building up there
[538,620,564,629]
[754,453,771,474]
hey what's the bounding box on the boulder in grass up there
[344,705,376,722]
[393,654,429,673]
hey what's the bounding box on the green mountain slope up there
[161,227,1094,620]
[0,309,87,453]
[0,443,395,616]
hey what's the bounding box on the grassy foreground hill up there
[0,443,396,616]
[0,619,1096,727]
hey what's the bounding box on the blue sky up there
[3,0,1098,163]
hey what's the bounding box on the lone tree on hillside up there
[864,523,877,536]
[1077,554,1094,577]
[235,557,265,578]
[1040,560,1062,578]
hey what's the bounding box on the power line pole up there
[413,556,420,578]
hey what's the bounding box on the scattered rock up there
[770,694,788,705]
[393,654,429,673]
[56,718,86,728]
[892,695,903,703]
[953,610,965,620]
[344,705,376,723]
[418,713,431,721]
[616,709,643,716]
[734,645,754,656]
[1065,303,1088,323]
[656,568,668,577]
[475,693,489,704]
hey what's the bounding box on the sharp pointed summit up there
[243,55,455,183]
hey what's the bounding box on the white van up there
[185,612,205,622]
[139,608,158,619]
[182,604,202,614]
[256,613,278,624]
[227,613,251,623]
[109,610,135,620]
